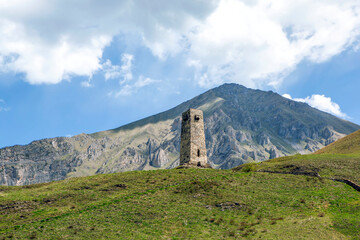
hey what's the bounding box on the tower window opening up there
[197,149,200,157]
[194,115,200,121]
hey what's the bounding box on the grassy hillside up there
[2,127,360,239]
[315,129,360,154]
[234,130,360,185]
[1,166,359,239]
[235,154,360,184]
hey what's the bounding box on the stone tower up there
[180,108,208,167]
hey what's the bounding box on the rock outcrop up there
[0,138,81,185]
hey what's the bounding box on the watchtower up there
[180,108,208,167]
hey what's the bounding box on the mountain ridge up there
[1,83,359,185]
[101,83,357,134]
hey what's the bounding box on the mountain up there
[315,129,360,154]
[3,109,360,239]
[1,83,359,185]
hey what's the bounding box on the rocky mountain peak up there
[1,83,359,185]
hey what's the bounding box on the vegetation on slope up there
[1,167,359,239]
[315,129,360,154]
[235,129,360,186]
[235,154,360,184]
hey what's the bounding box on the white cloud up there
[112,75,161,97]
[134,75,160,88]
[0,98,9,112]
[81,80,93,88]
[104,53,161,97]
[187,0,360,88]
[0,105,7,111]
[282,93,348,118]
[0,0,216,84]
[103,54,134,83]
[113,84,133,97]
[0,0,360,88]
[0,17,111,84]
[282,94,292,100]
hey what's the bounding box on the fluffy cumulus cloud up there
[0,0,217,84]
[282,94,348,118]
[1,0,360,88]
[188,0,360,88]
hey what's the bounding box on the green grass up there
[1,167,359,239]
[316,130,360,154]
[235,153,360,185]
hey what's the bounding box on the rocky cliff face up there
[0,138,81,185]
[1,84,359,185]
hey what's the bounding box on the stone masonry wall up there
[180,109,208,166]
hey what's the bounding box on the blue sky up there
[1,0,360,148]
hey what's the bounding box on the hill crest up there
[315,129,360,154]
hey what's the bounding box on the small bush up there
[241,163,257,172]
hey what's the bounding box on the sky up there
[1,0,360,148]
